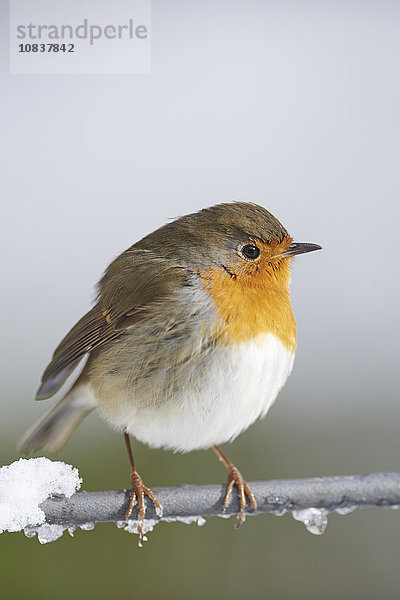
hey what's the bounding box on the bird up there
[20,202,321,541]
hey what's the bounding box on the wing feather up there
[36,251,190,399]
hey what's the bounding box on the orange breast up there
[198,260,297,352]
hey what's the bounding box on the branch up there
[40,473,400,532]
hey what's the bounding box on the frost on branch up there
[0,458,81,543]
[1,458,400,545]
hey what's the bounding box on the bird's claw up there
[125,470,162,544]
[222,466,257,527]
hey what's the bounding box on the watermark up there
[10,0,151,74]
[16,19,149,46]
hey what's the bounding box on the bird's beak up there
[278,242,322,258]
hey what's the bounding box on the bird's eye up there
[241,245,260,260]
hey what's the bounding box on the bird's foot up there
[125,469,163,544]
[213,445,257,527]
[222,465,257,527]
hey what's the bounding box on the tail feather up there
[19,384,96,455]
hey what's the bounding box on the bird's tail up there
[19,382,96,455]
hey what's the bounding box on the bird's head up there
[136,202,321,289]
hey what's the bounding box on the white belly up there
[96,333,295,452]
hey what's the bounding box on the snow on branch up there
[1,459,400,544]
[41,472,400,534]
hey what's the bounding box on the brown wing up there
[36,304,122,399]
[36,250,190,399]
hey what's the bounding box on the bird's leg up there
[212,444,257,527]
[123,431,162,543]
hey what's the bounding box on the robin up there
[20,202,321,541]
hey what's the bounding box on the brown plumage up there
[20,201,321,541]
[36,254,190,400]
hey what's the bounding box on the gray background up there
[1,1,400,599]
